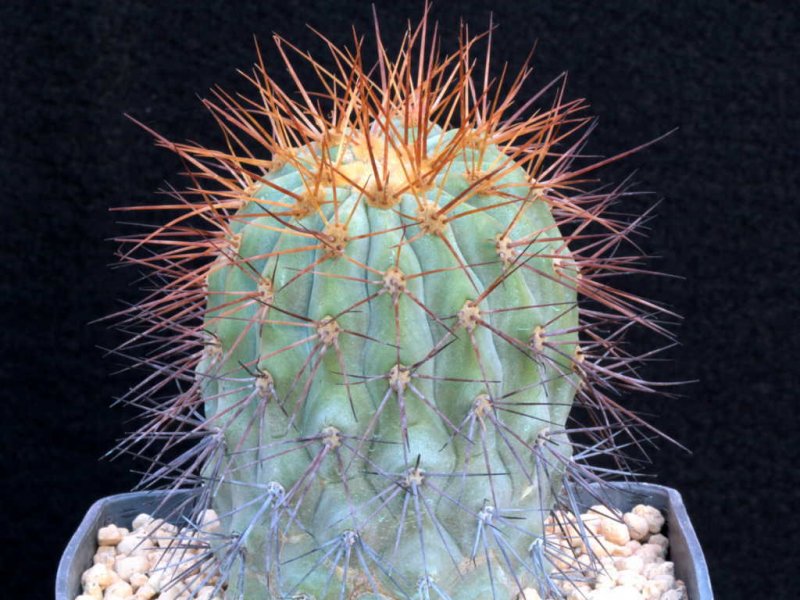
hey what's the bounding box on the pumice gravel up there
[75,504,686,599]
[526,504,688,600]
[75,510,224,600]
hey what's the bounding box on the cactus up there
[112,7,674,600]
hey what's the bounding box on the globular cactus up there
[112,8,674,600]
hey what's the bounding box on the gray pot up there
[57,483,712,599]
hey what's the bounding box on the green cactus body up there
[196,125,580,597]
[117,10,671,600]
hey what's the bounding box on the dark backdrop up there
[1,1,797,597]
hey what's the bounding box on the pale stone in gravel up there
[97,525,124,547]
[117,533,156,556]
[616,569,647,591]
[594,567,618,590]
[152,523,179,548]
[642,576,674,599]
[131,514,153,531]
[551,537,577,570]
[147,567,177,592]
[200,509,221,533]
[115,555,150,582]
[599,515,631,546]
[634,543,663,562]
[618,555,645,574]
[598,555,617,571]
[517,589,542,600]
[82,564,115,588]
[583,535,625,558]
[145,549,164,570]
[661,588,686,600]
[609,540,633,557]
[623,540,642,555]
[93,546,116,568]
[133,584,156,600]
[129,572,148,590]
[544,511,561,536]
[623,512,650,541]
[560,515,584,548]
[577,553,592,571]
[589,504,619,518]
[653,573,675,588]
[103,581,132,599]
[581,511,603,535]
[139,518,164,533]
[644,541,667,558]
[648,533,669,552]
[154,586,186,600]
[83,582,103,600]
[643,560,673,579]
[632,504,665,534]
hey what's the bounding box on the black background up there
[1,1,797,598]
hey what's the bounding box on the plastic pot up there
[56,482,712,599]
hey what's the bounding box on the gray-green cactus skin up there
[116,10,670,600]
[197,129,579,598]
